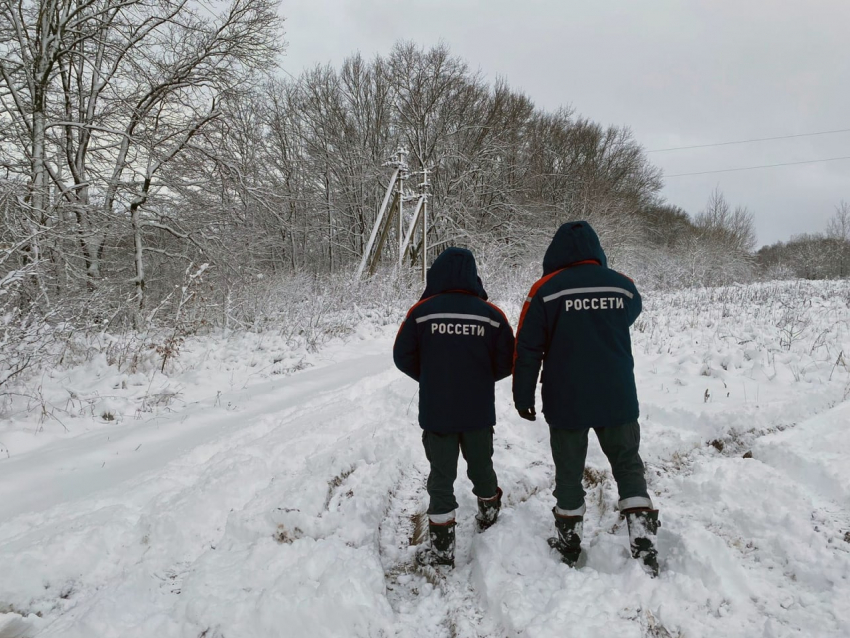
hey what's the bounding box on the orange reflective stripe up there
[513,269,565,370]
[512,260,602,370]
[394,294,441,344]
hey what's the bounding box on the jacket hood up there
[421,247,488,300]
[542,221,608,275]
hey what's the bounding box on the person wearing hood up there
[513,221,660,576]
[394,247,515,568]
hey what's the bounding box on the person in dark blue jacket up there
[513,221,660,576]
[394,247,515,567]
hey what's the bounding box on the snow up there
[754,403,850,506]
[1,280,850,638]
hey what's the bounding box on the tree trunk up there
[130,198,146,329]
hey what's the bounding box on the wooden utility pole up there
[396,148,408,267]
[355,167,400,280]
[420,165,430,284]
[356,151,434,282]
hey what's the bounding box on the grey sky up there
[278,0,850,246]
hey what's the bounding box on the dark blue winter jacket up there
[513,222,642,429]
[393,248,515,433]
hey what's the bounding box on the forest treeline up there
[756,202,850,280]
[1,0,848,357]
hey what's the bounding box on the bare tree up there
[694,189,757,252]
[1,0,283,326]
[687,189,756,283]
[826,201,850,277]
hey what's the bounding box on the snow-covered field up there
[1,280,850,638]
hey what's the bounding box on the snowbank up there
[755,402,850,507]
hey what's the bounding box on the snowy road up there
[2,303,850,637]
[0,352,390,522]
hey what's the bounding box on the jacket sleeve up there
[512,293,547,410]
[492,317,516,382]
[392,312,420,381]
[627,283,642,327]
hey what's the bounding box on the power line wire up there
[665,155,850,178]
[647,128,850,153]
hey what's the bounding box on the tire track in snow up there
[0,352,404,638]
[0,352,392,523]
[379,466,509,638]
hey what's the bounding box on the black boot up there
[416,519,456,568]
[624,508,660,577]
[475,487,503,532]
[547,507,583,566]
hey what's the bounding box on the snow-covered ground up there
[1,280,850,638]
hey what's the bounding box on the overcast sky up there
[278,0,849,246]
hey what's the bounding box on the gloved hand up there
[517,407,536,421]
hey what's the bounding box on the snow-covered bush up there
[0,264,59,392]
[223,269,420,349]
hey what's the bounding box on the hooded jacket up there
[393,248,515,433]
[513,222,642,429]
